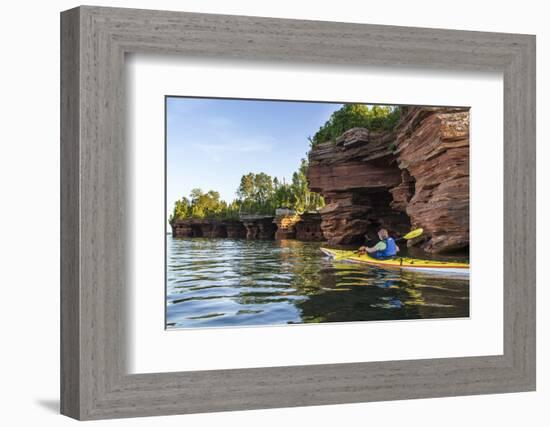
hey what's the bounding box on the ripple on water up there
[166,237,470,329]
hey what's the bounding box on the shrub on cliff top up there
[309,104,400,147]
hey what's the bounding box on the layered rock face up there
[171,219,211,238]
[225,221,247,238]
[171,215,324,242]
[307,107,470,253]
[273,212,324,241]
[394,107,470,253]
[273,214,301,240]
[171,220,195,238]
[171,219,246,239]
[240,216,277,240]
[294,213,324,241]
[308,128,411,245]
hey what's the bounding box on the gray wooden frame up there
[60,5,536,420]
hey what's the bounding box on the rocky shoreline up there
[170,213,324,242]
[171,218,247,239]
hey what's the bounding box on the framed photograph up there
[61,6,536,420]
[165,98,471,330]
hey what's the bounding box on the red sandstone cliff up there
[393,107,470,253]
[171,219,246,238]
[171,214,324,241]
[240,216,277,240]
[294,213,324,241]
[307,128,410,246]
[307,106,470,253]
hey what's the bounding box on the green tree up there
[253,172,274,205]
[169,196,191,223]
[309,104,400,146]
[237,173,255,201]
[273,180,294,209]
[289,159,325,213]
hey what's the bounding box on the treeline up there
[169,159,325,223]
[309,104,401,147]
[170,189,241,222]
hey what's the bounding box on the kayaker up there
[358,228,399,259]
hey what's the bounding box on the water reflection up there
[166,237,469,329]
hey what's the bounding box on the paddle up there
[331,228,424,260]
[401,227,423,241]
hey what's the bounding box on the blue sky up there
[166,97,343,216]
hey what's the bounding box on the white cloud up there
[191,136,273,157]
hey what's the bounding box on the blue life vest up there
[373,237,397,259]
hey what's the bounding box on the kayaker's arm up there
[357,245,378,255]
[365,241,387,253]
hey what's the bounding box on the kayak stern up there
[320,247,469,277]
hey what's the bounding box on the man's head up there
[378,228,389,240]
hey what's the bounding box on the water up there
[166,236,469,329]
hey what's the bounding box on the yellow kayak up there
[320,248,469,276]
